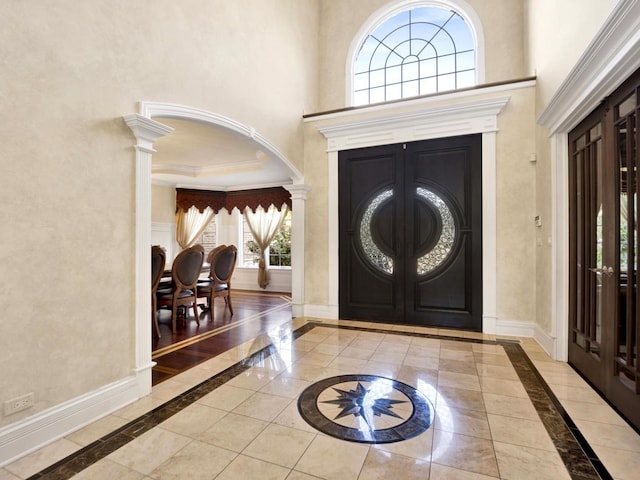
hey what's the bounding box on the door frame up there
[539,1,640,361]
[317,95,511,334]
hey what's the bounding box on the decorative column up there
[284,183,311,318]
[123,114,173,397]
[481,131,498,334]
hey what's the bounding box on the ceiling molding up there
[152,156,266,178]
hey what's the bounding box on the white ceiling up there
[151,117,295,190]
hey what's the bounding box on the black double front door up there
[338,135,482,330]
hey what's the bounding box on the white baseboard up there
[534,324,557,359]
[232,268,292,293]
[303,304,339,320]
[494,318,535,338]
[482,315,497,334]
[0,375,141,467]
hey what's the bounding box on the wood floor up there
[152,290,292,385]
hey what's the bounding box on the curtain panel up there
[176,187,291,214]
[244,204,289,289]
[175,206,216,249]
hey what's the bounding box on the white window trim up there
[345,0,486,106]
[240,212,292,270]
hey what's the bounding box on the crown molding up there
[538,0,640,133]
[316,95,510,151]
[152,157,266,178]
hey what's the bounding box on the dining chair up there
[157,244,205,333]
[151,245,167,338]
[198,245,237,319]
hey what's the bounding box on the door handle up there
[589,266,615,277]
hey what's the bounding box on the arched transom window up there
[353,4,477,106]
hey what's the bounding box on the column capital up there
[284,183,311,201]
[123,114,173,152]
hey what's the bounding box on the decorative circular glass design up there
[416,187,456,275]
[359,190,394,274]
[297,374,433,444]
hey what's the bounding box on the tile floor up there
[2,318,640,479]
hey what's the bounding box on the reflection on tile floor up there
[4,318,640,479]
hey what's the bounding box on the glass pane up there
[594,138,603,352]
[438,73,456,92]
[353,90,369,106]
[386,83,402,102]
[370,69,385,88]
[576,151,584,334]
[438,54,456,75]
[402,57,419,82]
[419,58,437,78]
[198,218,217,257]
[618,120,628,361]
[359,190,394,274]
[456,70,475,89]
[617,92,637,119]
[243,219,260,267]
[269,210,291,267]
[416,188,457,275]
[457,51,475,72]
[420,77,437,95]
[386,65,402,85]
[632,118,638,369]
[431,28,456,56]
[370,86,385,104]
[403,79,419,98]
[353,72,369,91]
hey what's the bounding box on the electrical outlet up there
[4,392,34,416]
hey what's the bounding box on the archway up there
[125,103,307,395]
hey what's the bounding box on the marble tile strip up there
[501,342,612,480]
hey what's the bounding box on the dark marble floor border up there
[27,321,610,479]
[502,343,611,480]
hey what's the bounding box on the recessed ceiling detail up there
[149,115,299,189]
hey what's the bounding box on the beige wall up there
[318,0,526,112]
[152,184,176,224]
[0,0,319,428]
[495,87,537,324]
[525,0,617,333]
[525,0,617,113]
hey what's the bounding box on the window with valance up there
[175,187,292,214]
[175,187,292,288]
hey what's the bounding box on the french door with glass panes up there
[569,70,640,430]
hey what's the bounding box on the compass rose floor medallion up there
[297,374,433,444]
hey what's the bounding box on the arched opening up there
[125,103,307,394]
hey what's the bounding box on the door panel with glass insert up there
[338,136,482,329]
[569,113,607,392]
[609,86,640,423]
